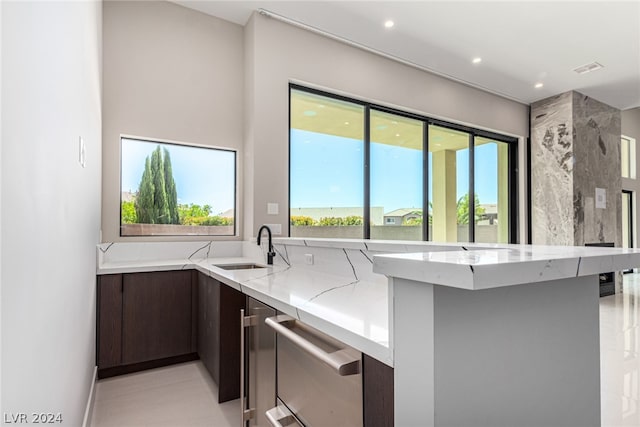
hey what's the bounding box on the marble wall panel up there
[572,92,622,246]
[531,92,574,245]
[531,91,621,248]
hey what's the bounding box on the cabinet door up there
[197,273,245,403]
[197,273,219,382]
[122,271,193,364]
[218,282,245,402]
[363,354,394,427]
[97,274,122,368]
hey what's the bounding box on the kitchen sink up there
[214,263,267,270]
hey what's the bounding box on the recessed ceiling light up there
[384,20,394,28]
[395,133,401,137]
[472,57,482,64]
[534,82,544,89]
[344,121,350,125]
[303,110,317,116]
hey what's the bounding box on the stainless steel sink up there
[214,263,267,270]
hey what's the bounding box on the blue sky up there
[290,129,499,212]
[122,133,499,217]
[121,138,235,215]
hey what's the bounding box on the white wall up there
[0,0,3,414]
[622,107,640,247]
[102,0,244,242]
[101,2,529,243]
[244,12,530,238]
[1,1,102,425]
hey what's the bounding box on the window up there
[289,85,518,243]
[622,190,633,249]
[474,137,510,243]
[120,137,236,236]
[370,109,424,240]
[429,125,470,242]
[621,136,636,179]
[289,89,365,239]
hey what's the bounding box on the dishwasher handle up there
[265,405,301,427]
[265,315,360,376]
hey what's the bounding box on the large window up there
[289,85,518,243]
[120,137,236,236]
[370,110,424,241]
[428,126,470,242]
[474,137,510,243]
[289,90,365,238]
[621,135,636,179]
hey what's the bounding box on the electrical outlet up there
[265,224,282,235]
[305,254,314,265]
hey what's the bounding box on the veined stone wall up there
[531,92,575,245]
[531,91,621,248]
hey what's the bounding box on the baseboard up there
[82,366,98,427]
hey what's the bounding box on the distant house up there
[383,208,422,225]
[218,208,235,218]
[478,204,498,225]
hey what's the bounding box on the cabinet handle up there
[265,315,360,376]
[265,405,301,427]
[240,309,256,425]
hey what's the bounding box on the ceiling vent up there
[573,62,604,74]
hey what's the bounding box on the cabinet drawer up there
[271,316,363,427]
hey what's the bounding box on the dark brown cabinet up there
[97,269,393,425]
[97,274,123,369]
[363,354,394,427]
[123,271,195,364]
[197,272,245,403]
[97,270,197,378]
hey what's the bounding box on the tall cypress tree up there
[135,157,154,223]
[163,148,179,224]
[150,146,169,224]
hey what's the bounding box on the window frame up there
[119,134,238,237]
[621,135,636,179]
[288,84,519,243]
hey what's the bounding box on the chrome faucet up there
[257,225,276,265]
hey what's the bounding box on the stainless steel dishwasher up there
[265,315,363,427]
[241,297,277,427]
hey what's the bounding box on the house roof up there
[384,208,422,217]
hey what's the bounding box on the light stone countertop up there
[373,244,640,290]
[97,239,640,368]
[97,241,392,366]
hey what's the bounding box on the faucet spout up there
[257,225,276,265]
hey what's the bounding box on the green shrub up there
[290,215,316,226]
[318,216,363,226]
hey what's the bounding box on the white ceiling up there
[173,1,640,110]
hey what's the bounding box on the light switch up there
[305,254,314,265]
[78,136,86,168]
[267,203,279,215]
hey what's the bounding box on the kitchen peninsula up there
[97,238,640,427]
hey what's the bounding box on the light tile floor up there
[91,275,640,427]
[601,273,640,427]
[90,361,239,427]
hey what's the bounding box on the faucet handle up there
[267,251,276,265]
